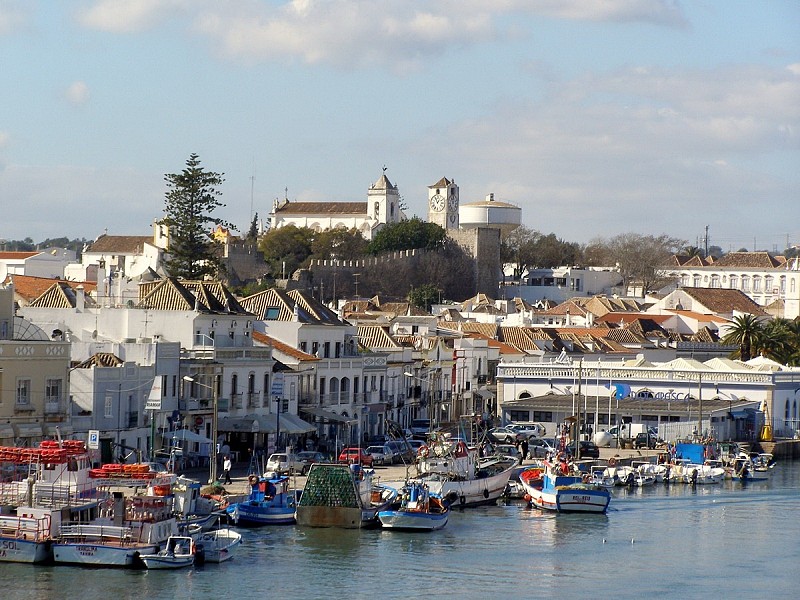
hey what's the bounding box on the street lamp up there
[184,374,219,484]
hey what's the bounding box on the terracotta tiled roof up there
[437,322,498,338]
[679,287,768,316]
[240,288,347,325]
[0,251,40,260]
[87,235,153,254]
[429,177,451,189]
[666,309,723,323]
[710,251,783,269]
[669,254,710,267]
[137,278,250,314]
[596,312,671,326]
[252,330,318,362]
[6,274,96,302]
[73,353,123,368]
[357,325,402,350]
[28,281,98,309]
[273,202,367,215]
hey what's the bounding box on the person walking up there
[520,438,529,463]
[222,455,233,485]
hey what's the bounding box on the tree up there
[246,212,259,241]
[408,283,441,312]
[258,224,315,278]
[367,218,446,254]
[311,227,369,261]
[162,153,230,279]
[721,314,764,362]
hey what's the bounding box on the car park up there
[338,447,374,467]
[578,441,600,459]
[365,445,390,466]
[266,452,305,475]
[295,451,328,474]
[634,432,657,450]
[488,427,523,444]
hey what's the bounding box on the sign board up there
[144,378,163,411]
[88,430,100,450]
[271,372,285,397]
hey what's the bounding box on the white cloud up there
[413,63,799,242]
[77,0,190,33]
[0,0,29,34]
[65,81,90,105]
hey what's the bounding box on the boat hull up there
[229,505,296,526]
[141,555,194,569]
[52,541,157,567]
[424,467,513,507]
[378,510,448,531]
[194,530,241,563]
[529,487,611,513]
[0,537,52,564]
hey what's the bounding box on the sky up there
[1,1,798,252]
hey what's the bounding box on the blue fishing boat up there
[520,461,611,514]
[378,481,449,531]
[225,474,300,526]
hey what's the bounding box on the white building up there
[0,249,76,280]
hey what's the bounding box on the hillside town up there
[1,170,799,474]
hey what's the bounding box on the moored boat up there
[191,525,242,563]
[225,473,300,526]
[140,535,195,569]
[378,481,449,531]
[520,460,611,514]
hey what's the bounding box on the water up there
[4,463,800,599]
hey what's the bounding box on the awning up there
[15,423,44,438]
[364,403,386,414]
[168,429,213,444]
[217,417,261,433]
[476,388,495,399]
[300,407,358,424]
[276,413,315,434]
[0,424,15,440]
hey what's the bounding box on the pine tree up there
[161,153,230,279]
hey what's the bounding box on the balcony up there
[230,393,243,410]
[245,392,261,408]
[45,401,62,414]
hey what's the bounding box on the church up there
[268,172,463,240]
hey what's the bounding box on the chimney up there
[76,285,85,311]
[486,193,494,202]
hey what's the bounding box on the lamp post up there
[184,374,219,484]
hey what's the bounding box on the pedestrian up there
[223,455,233,485]
[520,438,529,463]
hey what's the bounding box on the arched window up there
[231,373,238,396]
[729,275,738,289]
[340,377,351,403]
[741,276,750,291]
[785,399,790,420]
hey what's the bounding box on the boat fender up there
[483,489,490,499]
[459,495,466,508]
[417,445,429,458]
[445,491,459,505]
[248,475,259,486]
[608,457,617,467]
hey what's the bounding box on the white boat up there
[0,440,103,564]
[191,525,242,563]
[53,494,180,567]
[414,437,516,507]
[669,461,725,484]
[520,461,611,514]
[140,535,195,569]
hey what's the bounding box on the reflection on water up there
[3,463,799,599]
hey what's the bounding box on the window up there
[312,342,319,356]
[231,373,238,396]
[753,276,761,292]
[780,276,786,293]
[264,307,280,320]
[16,379,31,405]
[335,342,341,358]
[729,275,738,289]
[710,275,720,288]
[323,341,330,358]
[299,341,307,353]
[248,373,256,394]
[508,410,530,422]
[681,275,689,286]
[45,378,62,402]
[532,411,553,421]
[692,275,701,287]
[765,276,773,293]
[263,373,270,399]
[105,394,113,418]
[741,276,750,291]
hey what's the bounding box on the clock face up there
[430,194,445,212]
[447,195,458,212]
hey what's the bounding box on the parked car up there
[488,427,523,444]
[365,445,390,466]
[295,451,328,474]
[495,444,521,460]
[528,438,556,458]
[406,439,426,454]
[338,447,374,467]
[634,432,657,450]
[509,423,546,438]
[410,419,430,438]
[266,452,305,475]
[578,441,600,459]
[385,440,415,464]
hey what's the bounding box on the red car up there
[338,447,373,467]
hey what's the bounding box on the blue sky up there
[1,1,798,252]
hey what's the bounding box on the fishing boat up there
[414,436,516,508]
[140,535,195,569]
[52,490,181,567]
[295,463,397,529]
[520,460,611,514]
[191,525,242,563]
[0,440,103,564]
[378,481,449,531]
[225,473,300,526]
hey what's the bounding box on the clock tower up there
[427,177,459,230]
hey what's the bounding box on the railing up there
[230,393,243,409]
[45,401,62,414]
[245,392,261,408]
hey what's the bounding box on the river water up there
[4,462,799,599]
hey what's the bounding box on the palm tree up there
[721,314,764,362]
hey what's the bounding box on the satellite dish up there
[91,330,98,339]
